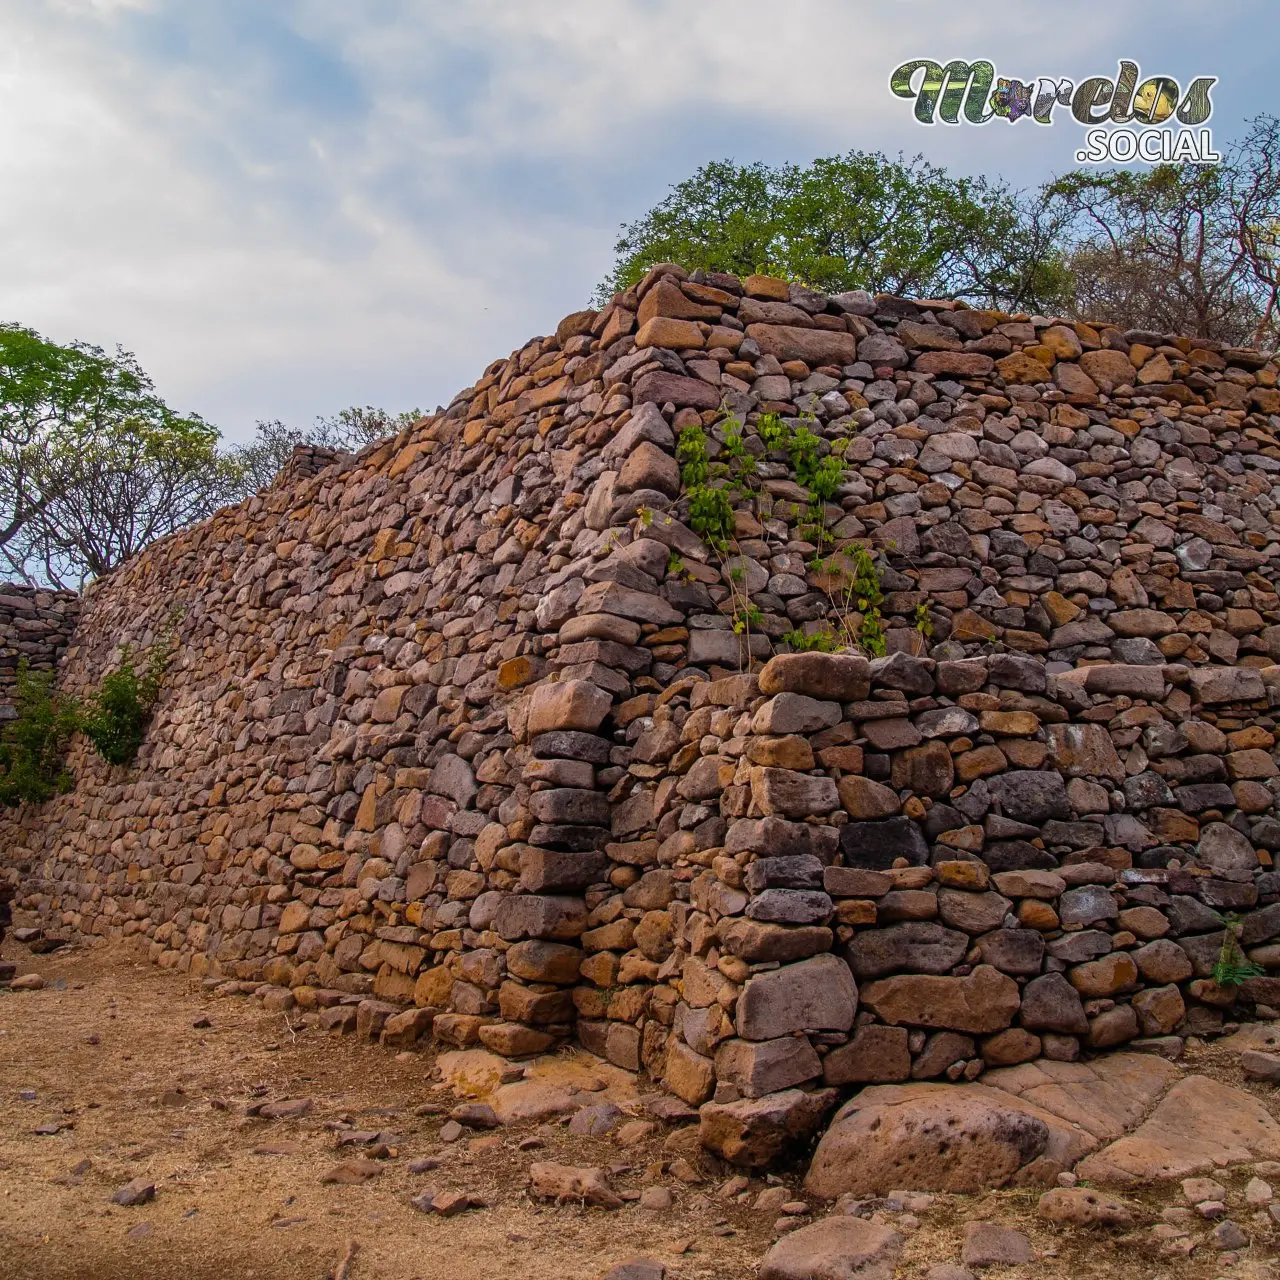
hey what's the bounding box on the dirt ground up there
[1,938,1278,1280]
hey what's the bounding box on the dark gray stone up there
[976,928,1045,975]
[987,771,1071,825]
[1046,930,1113,963]
[982,840,1058,873]
[840,816,929,869]
[987,653,1047,693]
[745,856,825,892]
[1174,783,1236,813]
[1123,772,1175,810]
[1019,972,1089,1034]
[531,731,612,763]
[745,889,833,925]
[1166,895,1223,936]
[845,922,968,978]
[1058,885,1119,929]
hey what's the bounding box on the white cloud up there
[0,0,1261,439]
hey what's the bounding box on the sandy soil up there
[1,937,1277,1280]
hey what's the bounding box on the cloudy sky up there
[0,1,1272,442]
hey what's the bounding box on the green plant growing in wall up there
[687,484,734,551]
[786,421,824,490]
[781,626,840,653]
[80,630,174,766]
[676,423,709,488]
[851,544,887,658]
[804,546,887,658]
[0,661,81,806]
[731,602,764,636]
[1213,914,1265,988]
[757,410,789,454]
[913,600,935,649]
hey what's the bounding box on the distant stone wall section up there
[0,585,81,717]
[4,266,1280,1118]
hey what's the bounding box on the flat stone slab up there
[804,1045,1280,1196]
[983,1053,1179,1142]
[1075,1074,1280,1184]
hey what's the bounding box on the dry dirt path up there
[1,938,1278,1280]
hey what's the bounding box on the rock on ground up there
[757,1216,903,1280]
[527,1162,623,1208]
[1037,1186,1135,1227]
[960,1222,1033,1267]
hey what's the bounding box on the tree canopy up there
[0,324,416,589]
[1048,116,1280,345]
[598,151,1071,312]
[0,325,236,589]
[599,119,1280,347]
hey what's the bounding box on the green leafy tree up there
[598,150,1070,311]
[0,325,237,588]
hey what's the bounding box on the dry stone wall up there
[5,265,1280,1139]
[0,585,80,716]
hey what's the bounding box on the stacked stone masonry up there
[5,265,1280,1138]
[0,584,81,716]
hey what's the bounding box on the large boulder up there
[845,923,968,979]
[986,771,1071,824]
[839,816,929,869]
[805,1082,1092,1196]
[1196,822,1260,874]
[1019,972,1089,1034]
[758,652,871,702]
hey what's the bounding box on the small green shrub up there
[80,639,170,766]
[0,662,80,806]
[757,411,789,453]
[914,601,935,640]
[806,452,846,503]
[781,627,840,653]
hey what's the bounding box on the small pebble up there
[111,1178,155,1207]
